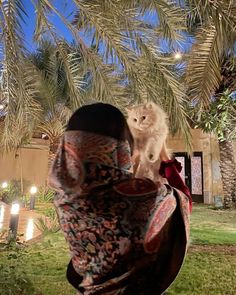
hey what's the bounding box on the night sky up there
[21,1,193,54]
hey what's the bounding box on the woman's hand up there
[131,149,140,175]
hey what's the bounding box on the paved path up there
[0,201,42,242]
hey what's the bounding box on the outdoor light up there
[0,205,5,222]
[30,186,37,195]
[1,181,8,189]
[0,204,5,230]
[10,203,20,215]
[174,52,182,60]
[9,202,20,239]
[25,218,34,241]
[29,186,38,210]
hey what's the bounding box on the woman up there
[49,103,191,295]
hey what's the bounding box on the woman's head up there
[67,103,134,153]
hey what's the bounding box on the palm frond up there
[135,40,191,145]
[0,1,42,152]
[0,62,42,152]
[0,0,193,151]
[120,0,186,41]
[186,25,223,106]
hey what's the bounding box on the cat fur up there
[127,102,171,181]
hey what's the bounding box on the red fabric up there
[113,178,158,196]
[159,159,192,212]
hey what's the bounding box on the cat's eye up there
[133,118,137,122]
[142,116,146,120]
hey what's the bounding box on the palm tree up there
[186,0,236,106]
[30,40,82,168]
[0,0,191,153]
[192,91,236,208]
[188,57,236,208]
[185,1,236,208]
[213,59,236,208]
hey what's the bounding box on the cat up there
[126,102,171,182]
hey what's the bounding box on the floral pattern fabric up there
[49,131,190,294]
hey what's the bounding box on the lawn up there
[190,204,236,245]
[0,204,236,295]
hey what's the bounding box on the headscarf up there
[49,130,133,195]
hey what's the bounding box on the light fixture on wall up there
[29,186,38,210]
[9,202,20,239]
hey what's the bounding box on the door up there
[174,152,204,203]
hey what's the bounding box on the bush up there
[37,188,55,203]
[0,235,36,294]
[0,180,56,208]
[35,207,60,234]
[0,179,30,205]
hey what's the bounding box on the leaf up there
[186,25,222,106]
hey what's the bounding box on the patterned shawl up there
[49,131,190,295]
[49,131,133,195]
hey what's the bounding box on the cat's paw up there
[148,153,158,163]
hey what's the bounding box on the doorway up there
[174,152,204,203]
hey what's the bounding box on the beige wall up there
[0,139,49,188]
[167,129,223,204]
[1,130,233,204]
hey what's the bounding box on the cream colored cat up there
[127,102,171,181]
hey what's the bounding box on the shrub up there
[35,207,60,234]
[0,179,30,205]
[37,188,55,203]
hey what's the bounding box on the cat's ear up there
[126,105,132,112]
[146,101,155,110]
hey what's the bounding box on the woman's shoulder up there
[112,178,160,197]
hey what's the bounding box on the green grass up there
[169,252,236,295]
[0,234,74,295]
[190,204,236,244]
[0,204,236,294]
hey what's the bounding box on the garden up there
[0,199,236,295]
[0,1,236,294]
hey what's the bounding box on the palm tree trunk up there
[48,138,60,176]
[218,138,236,208]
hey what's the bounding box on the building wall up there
[0,139,49,188]
[167,129,223,204]
[1,130,233,204]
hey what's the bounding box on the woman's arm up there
[159,159,192,212]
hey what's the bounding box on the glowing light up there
[26,218,34,241]
[30,186,38,195]
[0,104,4,110]
[174,52,182,60]
[0,205,5,230]
[10,203,20,215]
[1,182,8,189]
[0,205,5,223]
